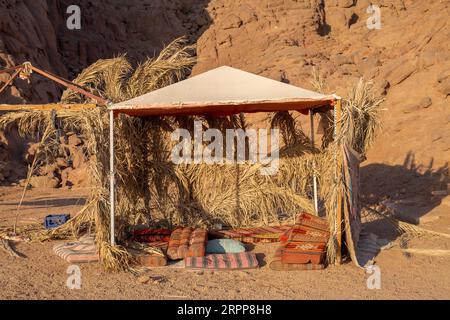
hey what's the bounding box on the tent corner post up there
[309,109,319,216]
[334,99,343,265]
[109,110,115,246]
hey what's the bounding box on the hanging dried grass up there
[400,249,450,257]
[338,79,383,157]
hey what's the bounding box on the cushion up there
[185,252,259,270]
[206,239,246,254]
[129,249,167,267]
[167,227,207,260]
[131,228,171,243]
[296,212,329,232]
[269,247,324,271]
[280,242,326,265]
[126,241,168,267]
[269,259,325,271]
[53,239,99,264]
[279,225,329,243]
[210,225,291,243]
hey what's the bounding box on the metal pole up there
[310,109,319,214]
[109,110,115,246]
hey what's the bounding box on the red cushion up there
[167,227,207,260]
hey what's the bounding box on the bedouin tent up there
[109,66,345,261]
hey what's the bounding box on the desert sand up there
[1,180,449,300]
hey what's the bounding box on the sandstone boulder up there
[29,176,59,188]
[55,157,69,169]
[67,168,89,187]
[60,167,72,187]
[221,14,242,29]
[326,9,348,31]
[436,79,450,96]
[69,146,87,169]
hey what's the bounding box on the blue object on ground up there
[206,239,246,254]
[44,214,70,229]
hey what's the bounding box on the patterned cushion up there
[279,225,329,243]
[185,252,259,270]
[295,212,329,232]
[167,227,207,260]
[210,225,291,244]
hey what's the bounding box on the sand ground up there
[1,185,450,300]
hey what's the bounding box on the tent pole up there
[310,109,319,215]
[109,110,115,246]
[334,99,343,264]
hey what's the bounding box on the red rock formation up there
[1,0,449,186]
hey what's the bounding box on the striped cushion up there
[167,227,207,260]
[186,229,208,257]
[185,252,259,270]
[53,241,99,263]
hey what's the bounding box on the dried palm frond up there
[365,207,450,239]
[125,37,196,98]
[271,111,313,150]
[60,37,196,104]
[338,79,383,156]
[400,249,450,257]
[60,57,129,103]
[310,67,326,93]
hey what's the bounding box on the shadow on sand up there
[360,151,449,244]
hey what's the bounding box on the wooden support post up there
[334,99,343,264]
[1,62,108,105]
[0,103,97,113]
[28,64,108,105]
[0,69,21,96]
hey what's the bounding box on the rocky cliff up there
[1,0,449,186]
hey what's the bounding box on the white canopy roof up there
[110,66,338,116]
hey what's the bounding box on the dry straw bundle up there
[0,39,383,270]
